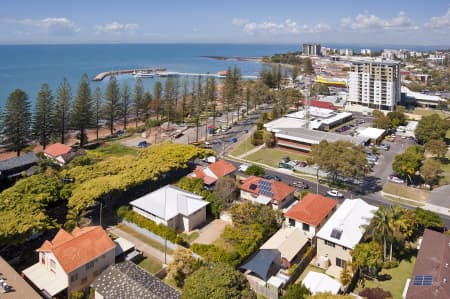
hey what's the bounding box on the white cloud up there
[94,22,139,34]
[425,8,450,29]
[232,18,330,35]
[340,11,418,31]
[2,17,80,34]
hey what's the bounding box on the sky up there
[1,0,450,45]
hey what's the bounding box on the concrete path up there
[236,144,265,159]
[428,185,450,208]
[108,226,173,264]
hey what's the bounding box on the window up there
[289,219,295,227]
[324,240,335,248]
[302,223,310,232]
[50,259,56,273]
[85,261,94,270]
[70,274,78,282]
[336,258,346,268]
[81,277,87,284]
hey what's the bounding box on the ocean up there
[0,43,301,107]
[0,43,443,107]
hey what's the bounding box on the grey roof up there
[239,249,280,281]
[0,153,39,172]
[275,127,367,145]
[91,261,180,299]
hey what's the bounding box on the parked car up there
[291,181,309,189]
[239,163,250,172]
[114,129,125,137]
[326,189,344,198]
[203,141,213,148]
[265,175,282,182]
[299,161,308,167]
[377,143,390,151]
[138,141,148,148]
[388,175,405,184]
[231,137,238,143]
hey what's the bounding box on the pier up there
[92,69,258,81]
[92,68,166,81]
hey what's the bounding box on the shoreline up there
[201,55,262,62]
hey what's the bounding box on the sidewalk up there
[381,191,450,217]
[108,225,174,264]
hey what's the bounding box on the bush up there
[382,259,399,269]
[70,156,92,167]
[119,208,178,243]
[245,164,265,176]
[256,121,264,130]
[125,127,135,134]
[191,244,241,267]
[252,130,264,146]
[116,205,130,219]
[359,287,392,299]
[146,119,162,128]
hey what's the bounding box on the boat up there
[133,71,154,78]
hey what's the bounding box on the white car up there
[239,163,250,172]
[389,176,405,184]
[326,190,344,198]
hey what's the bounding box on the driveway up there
[428,185,450,208]
[193,219,228,245]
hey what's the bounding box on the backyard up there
[354,257,416,299]
[245,148,308,168]
[137,255,163,274]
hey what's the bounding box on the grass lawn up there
[230,136,256,157]
[439,156,450,186]
[355,257,416,299]
[382,182,429,202]
[138,255,163,274]
[245,148,308,168]
[180,231,200,243]
[412,108,449,119]
[296,264,326,283]
[116,223,174,255]
[87,142,137,158]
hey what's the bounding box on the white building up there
[339,48,353,56]
[316,199,377,275]
[130,185,209,232]
[303,43,321,56]
[348,60,401,111]
[360,49,371,56]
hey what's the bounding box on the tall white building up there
[303,43,321,56]
[348,60,401,111]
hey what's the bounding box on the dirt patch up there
[193,219,228,245]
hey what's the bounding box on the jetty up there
[92,69,258,81]
[92,68,166,81]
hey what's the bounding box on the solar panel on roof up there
[249,184,257,190]
[413,275,433,286]
[330,228,343,240]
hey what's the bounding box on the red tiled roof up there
[240,176,295,202]
[208,160,236,177]
[44,143,72,157]
[36,226,116,273]
[285,193,337,226]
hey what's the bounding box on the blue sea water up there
[0,43,443,108]
[0,43,301,107]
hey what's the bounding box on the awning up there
[239,249,280,281]
[248,195,272,205]
[23,263,68,296]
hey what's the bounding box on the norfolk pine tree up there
[33,83,56,149]
[55,77,72,144]
[94,87,102,141]
[133,78,144,127]
[71,74,93,147]
[121,81,131,130]
[103,75,121,135]
[2,89,32,156]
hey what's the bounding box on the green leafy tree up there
[133,78,144,127]
[167,247,203,287]
[71,74,93,147]
[2,89,32,156]
[182,263,256,299]
[281,283,311,299]
[415,114,449,144]
[103,75,121,135]
[245,164,265,176]
[264,131,275,147]
[351,241,383,278]
[414,207,445,231]
[33,83,55,149]
[55,77,72,144]
[340,264,353,286]
[121,81,131,130]
[424,139,448,158]
[369,206,390,261]
[420,159,443,189]
[387,111,406,127]
[392,145,424,184]
[372,110,391,129]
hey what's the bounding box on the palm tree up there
[370,206,390,261]
[387,205,406,261]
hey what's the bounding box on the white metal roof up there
[264,117,307,132]
[114,237,135,256]
[130,185,208,220]
[23,263,68,296]
[356,127,385,140]
[249,195,272,205]
[321,112,353,125]
[402,86,445,103]
[302,271,342,295]
[316,198,377,249]
[276,127,367,145]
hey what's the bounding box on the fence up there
[286,245,317,285]
[122,220,178,251]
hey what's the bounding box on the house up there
[285,193,337,239]
[0,152,38,181]
[302,271,342,295]
[260,227,309,268]
[0,256,41,299]
[91,261,180,299]
[240,176,296,209]
[22,226,116,298]
[130,185,209,232]
[189,159,236,188]
[43,143,85,165]
[316,199,377,277]
[404,229,450,299]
